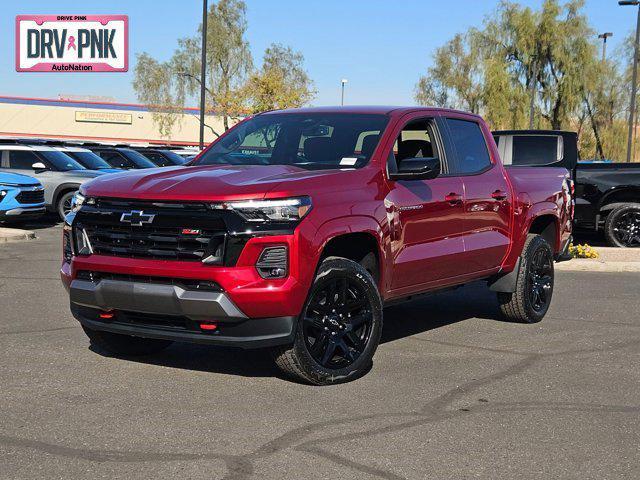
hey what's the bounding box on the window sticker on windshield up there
[340,157,358,166]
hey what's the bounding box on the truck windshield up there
[194,113,389,170]
[38,151,85,171]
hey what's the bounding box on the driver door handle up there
[445,192,463,205]
[491,190,507,200]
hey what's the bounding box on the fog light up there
[98,310,115,320]
[256,246,288,279]
[199,322,218,331]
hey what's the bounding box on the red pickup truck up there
[61,107,572,385]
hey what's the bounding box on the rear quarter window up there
[511,135,560,166]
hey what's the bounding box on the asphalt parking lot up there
[1,219,639,480]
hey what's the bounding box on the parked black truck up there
[493,130,640,247]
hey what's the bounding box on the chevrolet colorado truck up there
[61,107,572,385]
[493,129,640,247]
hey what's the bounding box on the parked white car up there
[0,144,106,219]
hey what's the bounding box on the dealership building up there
[0,95,226,146]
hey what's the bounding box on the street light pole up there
[341,79,348,106]
[598,32,614,62]
[620,1,640,163]
[199,0,208,151]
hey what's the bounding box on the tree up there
[245,44,316,113]
[133,53,186,137]
[415,32,483,113]
[134,0,252,137]
[415,0,633,160]
[134,1,316,139]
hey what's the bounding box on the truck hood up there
[81,164,371,201]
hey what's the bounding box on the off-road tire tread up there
[272,257,383,385]
[498,234,553,324]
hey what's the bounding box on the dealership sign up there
[16,15,128,72]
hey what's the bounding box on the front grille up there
[82,224,224,261]
[16,189,44,204]
[74,199,228,262]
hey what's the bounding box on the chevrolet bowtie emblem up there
[120,210,155,226]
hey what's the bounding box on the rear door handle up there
[491,190,507,200]
[445,192,463,205]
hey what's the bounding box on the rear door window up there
[445,119,492,175]
[9,151,41,169]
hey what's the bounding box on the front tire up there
[604,203,640,248]
[57,191,76,221]
[272,257,383,385]
[498,234,554,323]
[82,326,172,356]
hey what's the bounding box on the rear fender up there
[502,201,560,271]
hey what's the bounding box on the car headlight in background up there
[0,190,7,198]
[213,197,312,222]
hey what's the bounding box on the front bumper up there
[68,275,297,348]
[70,278,248,321]
[0,206,46,219]
[72,304,295,349]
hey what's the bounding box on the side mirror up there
[389,157,440,181]
[31,162,47,171]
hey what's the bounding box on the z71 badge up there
[15,15,128,72]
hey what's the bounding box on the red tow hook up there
[98,310,115,320]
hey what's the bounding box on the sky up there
[0,0,637,107]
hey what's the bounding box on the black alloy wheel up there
[272,257,383,385]
[610,208,640,247]
[527,247,553,313]
[498,234,555,323]
[302,276,373,369]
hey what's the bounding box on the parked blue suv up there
[0,172,45,222]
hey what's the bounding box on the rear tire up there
[604,203,640,248]
[498,234,554,324]
[82,326,172,356]
[57,191,76,221]
[272,257,383,385]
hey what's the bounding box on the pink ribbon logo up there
[67,36,76,51]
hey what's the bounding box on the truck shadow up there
[93,281,503,380]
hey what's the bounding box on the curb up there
[555,246,640,272]
[0,227,36,244]
[556,259,640,272]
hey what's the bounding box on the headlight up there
[214,197,312,222]
[0,190,7,197]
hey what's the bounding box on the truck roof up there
[493,129,577,136]
[262,105,480,117]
